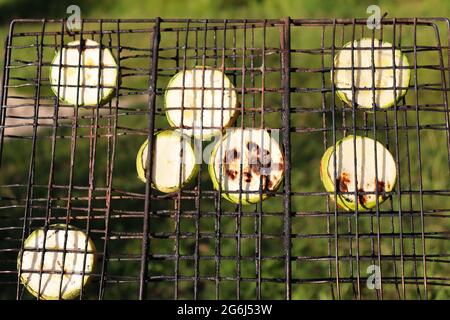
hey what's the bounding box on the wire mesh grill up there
[0,17,449,300]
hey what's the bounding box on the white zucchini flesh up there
[50,39,118,106]
[165,68,239,140]
[325,136,396,210]
[333,38,410,109]
[209,128,284,205]
[136,130,199,193]
[17,225,95,300]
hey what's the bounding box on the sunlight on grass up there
[0,0,449,300]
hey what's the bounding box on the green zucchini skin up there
[208,128,284,205]
[136,130,199,193]
[50,39,118,107]
[17,224,96,300]
[320,135,397,211]
[164,66,239,141]
[332,38,410,110]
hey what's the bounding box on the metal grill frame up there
[0,17,449,300]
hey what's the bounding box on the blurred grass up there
[0,0,449,300]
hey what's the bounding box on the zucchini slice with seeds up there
[208,128,284,205]
[320,135,397,211]
[164,67,239,140]
[136,130,199,193]
[17,224,96,300]
[50,39,118,106]
[333,38,410,109]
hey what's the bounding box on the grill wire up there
[0,17,449,300]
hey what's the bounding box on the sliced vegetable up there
[320,135,397,211]
[17,224,96,300]
[208,128,284,205]
[50,39,118,106]
[165,67,239,140]
[333,38,410,109]
[136,130,199,193]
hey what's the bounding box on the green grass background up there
[0,0,449,300]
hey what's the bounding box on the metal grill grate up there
[0,17,449,300]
